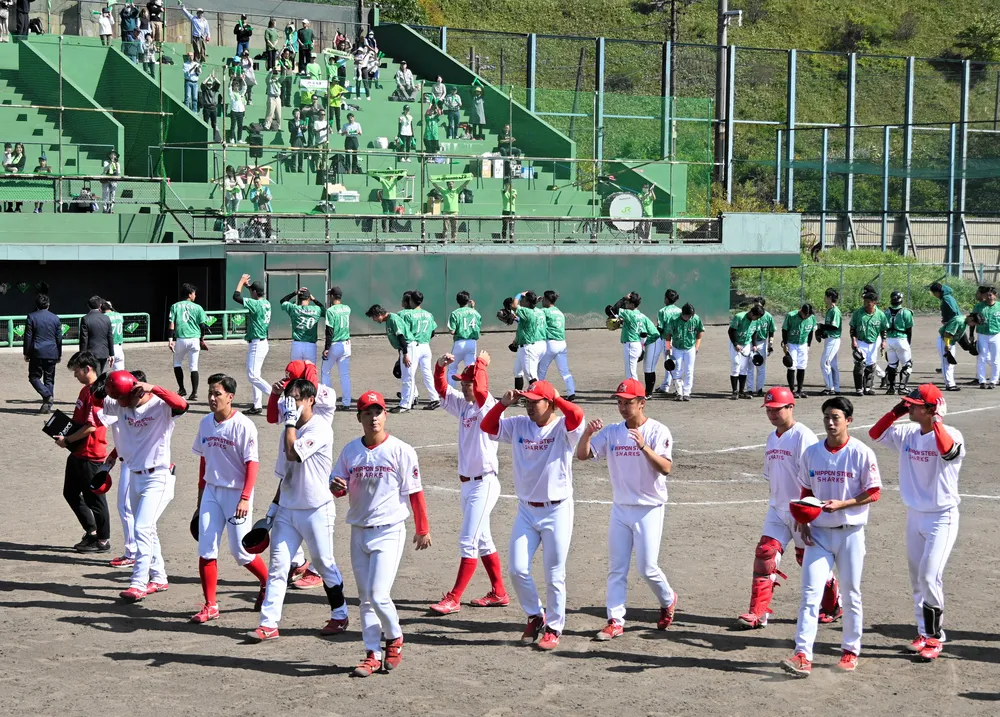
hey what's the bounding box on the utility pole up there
[714,1,741,186]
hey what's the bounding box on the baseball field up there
[3,327,998,716]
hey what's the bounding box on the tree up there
[955,13,1000,62]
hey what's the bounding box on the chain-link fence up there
[0,175,165,212]
[0,312,150,347]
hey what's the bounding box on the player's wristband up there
[168,329,176,340]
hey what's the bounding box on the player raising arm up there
[869,384,964,661]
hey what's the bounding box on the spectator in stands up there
[262,67,282,131]
[119,0,139,42]
[3,142,24,211]
[221,165,245,215]
[502,179,516,241]
[365,46,381,94]
[101,150,120,214]
[13,0,29,37]
[200,71,221,139]
[470,85,486,140]
[287,108,305,172]
[339,112,361,174]
[249,175,272,213]
[182,52,201,111]
[283,20,297,53]
[431,178,470,242]
[96,7,114,46]
[23,293,61,413]
[311,109,330,156]
[2,142,11,168]
[228,76,247,143]
[333,52,349,88]
[278,47,295,106]
[141,32,158,77]
[442,86,462,139]
[123,28,142,63]
[146,0,163,43]
[240,49,257,106]
[302,93,323,123]
[397,105,415,162]
[137,7,150,40]
[377,172,403,233]
[234,14,252,57]
[32,154,51,212]
[305,52,322,81]
[334,30,351,53]
[638,183,655,241]
[296,19,313,75]
[0,0,10,44]
[423,104,441,158]
[394,60,418,102]
[498,123,520,157]
[364,29,378,53]
[431,76,446,106]
[264,18,278,70]
[180,4,210,62]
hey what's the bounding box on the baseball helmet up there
[89,467,112,495]
[664,354,676,372]
[242,516,273,554]
[781,353,793,368]
[852,347,864,363]
[789,496,824,524]
[890,291,904,304]
[751,351,765,366]
[105,370,137,400]
[762,386,795,407]
[190,514,199,541]
[392,358,402,379]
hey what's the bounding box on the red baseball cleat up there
[320,617,349,635]
[353,651,382,678]
[658,592,678,630]
[834,651,859,672]
[253,586,266,611]
[120,586,147,603]
[246,626,279,642]
[288,562,311,583]
[383,636,403,670]
[191,604,220,623]
[781,653,812,677]
[430,594,461,614]
[470,591,510,607]
[906,635,928,653]
[293,572,323,590]
[521,614,545,645]
[537,628,560,650]
[145,581,169,595]
[918,638,943,662]
[110,555,135,568]
[736,612,767,629]
[819,604,843,624]
[595,620,623,641]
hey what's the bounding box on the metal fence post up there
[785,49,797,211]
[877,266,883,299]
[775,129,782,205]
[903,57,914,214]
[595,37,605,164]
[725,45,736,202]
[881,126,890,251]
[800,263,805,305]
[661,41,671,160]
[820,128,828,250]
[839,264,845,299]
[526,34,537,114]
[440,26,447,52]
[845,53,856,220]
[906,262,911,305]
[947,123,957,276]
[759,267,764,298]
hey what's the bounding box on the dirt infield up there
[3,328,999,716]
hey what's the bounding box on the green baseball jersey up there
[448,307,482,340]
[939,315,965,339]
[641,315,659,346]
[385,312,410,350]
[885,307,914,339]
[514,306,540,346]
[823,305,842,339]
[657,305,681,339]
[753,311,776,342]
[531,307,548,343]
[618,308,646,344]
[242,298,271,342]
[666,314,704,350]
[850,308,888,343]
[281,301,321,342]
[542,306,566,341]
[729,311,758,346]
[107,310,124,345]
[325,303,351,342]
[782,312,817,345]
[169,300,207,339]
[973,301,1000,335]
[408,307,437,343]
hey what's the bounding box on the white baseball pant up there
[198,483,255,564]
[449,339,477,387]
[538,340,576,395]
[885,337,912,369]
[976,333,1000,384]
[908,507,959,639]
[856,339,881,366]
[642,342,659,374]
[290,340,317,364]
[117,463,136,559]
[623,341,642,380]
[400,342,438,409]
[795,524,865,661]
[747,341,768,392]
[508,499,574,634]
[786,342,808,370]
[172,337,201,371]
[514,342,544,381]
[729,343,751,376]
[111,344,126,372]
[937,336,957,388]
[821,337,841,392]
[129,467,176,589]
[351,521,407,657]
[322,340,352,407]
[246,338,271,409]
[260,501,348,628]
[655,339,681,391]
[673,346,697,397]
[458,474,500,558]
[761,506,806,552]
[606,503,674,625]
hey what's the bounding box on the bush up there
[955,13,1000,62]
[893,11,919,42]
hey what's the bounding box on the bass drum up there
[604,192,642,231]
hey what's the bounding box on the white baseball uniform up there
[492,412,584,634]
[514,342,544,382]
[102,417,136,560]
[450,339,477,386]
[401,342,439,409]
[246,339,271,409]
[191,411,259,565]
[260,415,348,628]
[786,343,808,370]
[538,340,576,394]
[794,437,881,661]
[173,337,201,371]
[762,423,819,552]
[333,434,424,659]
[111,344,126,372]
[290,340,318,364]
[976,332,1000,384]
[937,336,957,388]
[856,339,881,367]
[322,340,353,408]
[622,341,642,380]
[885,337,912,370]
[589,418,675,626]
[873,421,964,641]
[729,343,751,376]
[99,392,181,590]
[821,337,841,392]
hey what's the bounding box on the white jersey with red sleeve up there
[274,415,334,509]
[441,387,499,477]
[98,396,175,472]
[495,415,584,503]
[191,411,259,489]
[873,423,964,511]
[315,383,337,423]
[332,434,423,527]
[589,418,672,506]
[799,437,881,528]
[764,422,819,512]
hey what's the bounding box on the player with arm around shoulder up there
[330,391,433,677]
[780,396,882,677]
[428,351,509,614]
[576,379,677,640]
[869,384,964,661]
[480,380,586,650]
[190,374,269,623]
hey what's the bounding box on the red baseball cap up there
[762,386,796,408]
[452,365,476,382]
[520,380,557,402]
[613,378,646,399]
[357,390,386,411]
[901,384,944,408]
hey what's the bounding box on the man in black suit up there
[79,295,114,374]
[24,293,62,413]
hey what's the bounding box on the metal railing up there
[0,175,166,212]
[0,312,150,348]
